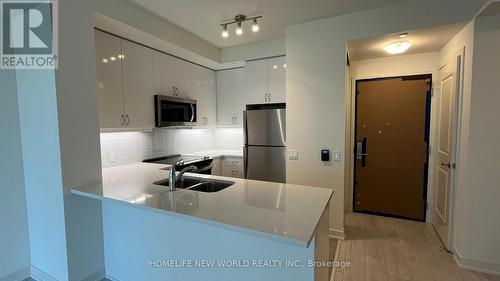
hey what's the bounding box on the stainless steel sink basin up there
[153,176,234,193]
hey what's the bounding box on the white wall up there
[220,37,285,63]
[348,52,439,214]
[16,69,69,281]
[0,70,31,280]
[286,0,485,237]
[451,11,500,274]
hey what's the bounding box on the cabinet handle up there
[176,87,179,96]
[232,117,236,125]
[268,93,271,102]
[125,114,130,126]
[120,114,124,127]
[172,86,176,96]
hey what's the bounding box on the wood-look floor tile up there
[366,255,389,281]
[407,261,435,281]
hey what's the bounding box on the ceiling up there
[127,0,409,48]
[348,23,467,61]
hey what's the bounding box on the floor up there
[331,212,499,281]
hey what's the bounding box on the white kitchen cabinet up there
[245,59,268,104]
[174,58,193,98]
[222,156,244,178]
[121,40,155,128]
[268,56,286,103]
[192,65,217,126]
[95,30,125,129]
[245,56,286,105]
[152,50,175,96]
[217,68,245,126]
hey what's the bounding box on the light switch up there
[333,150,342,161]
[288,149,299,160]
[108,151,116,163]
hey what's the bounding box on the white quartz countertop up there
[71,163,333,247]
[182,149,243,158]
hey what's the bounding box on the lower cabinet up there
[222,156,244,179]
[211,156,244,179]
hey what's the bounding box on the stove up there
[143,154,213,174]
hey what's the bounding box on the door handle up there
[356,138,368,167]
[441,162,456,169]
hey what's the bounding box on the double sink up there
[154,176,235,193]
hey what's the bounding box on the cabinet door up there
[173,58,193,98]
[216,70,235,126]
[245,59,268,104]
[233,68,246,126]
[152,51,175,96]
[205,69,217,126]
[121,40,155,128]
[191,64,205,126]
[268,56,286,103]
[95,30,125,128]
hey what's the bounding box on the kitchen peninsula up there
[71,163,333,281]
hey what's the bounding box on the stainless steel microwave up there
[155,95,197,127]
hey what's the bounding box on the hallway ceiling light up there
[220,15,262,38]
[384,41,411,54]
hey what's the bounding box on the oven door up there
[155,95,196,127]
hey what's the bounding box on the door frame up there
[351,74,433,222]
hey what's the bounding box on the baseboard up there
[453,247,500,276]
[31,266,58,281]
[105,275,120,281]
[329,228,345,240]
[0,267,31,281]
[80,267,106,281]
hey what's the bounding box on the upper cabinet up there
[95,30,125,129]
[121,40,154,128]
[174,58,194,98]
[217,68,245,127]
[245,56,286,105]
[268,56,286,103]
[192,64,217,126]
[95,30,217,129]
[153,51,175,96]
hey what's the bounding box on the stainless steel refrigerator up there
[244,105,286,183]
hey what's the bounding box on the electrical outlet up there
[288,149,299,160]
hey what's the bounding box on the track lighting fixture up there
[220,15,262,38]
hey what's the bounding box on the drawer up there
[222,166,244,178]
[223,157,243,168]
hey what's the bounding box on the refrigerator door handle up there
[244,146,248,179]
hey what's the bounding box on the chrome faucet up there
[167,159,198,191]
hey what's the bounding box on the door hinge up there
[451,163,457,169]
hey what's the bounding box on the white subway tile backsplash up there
[100,127,243,168]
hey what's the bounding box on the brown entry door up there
[354,76,431,221]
